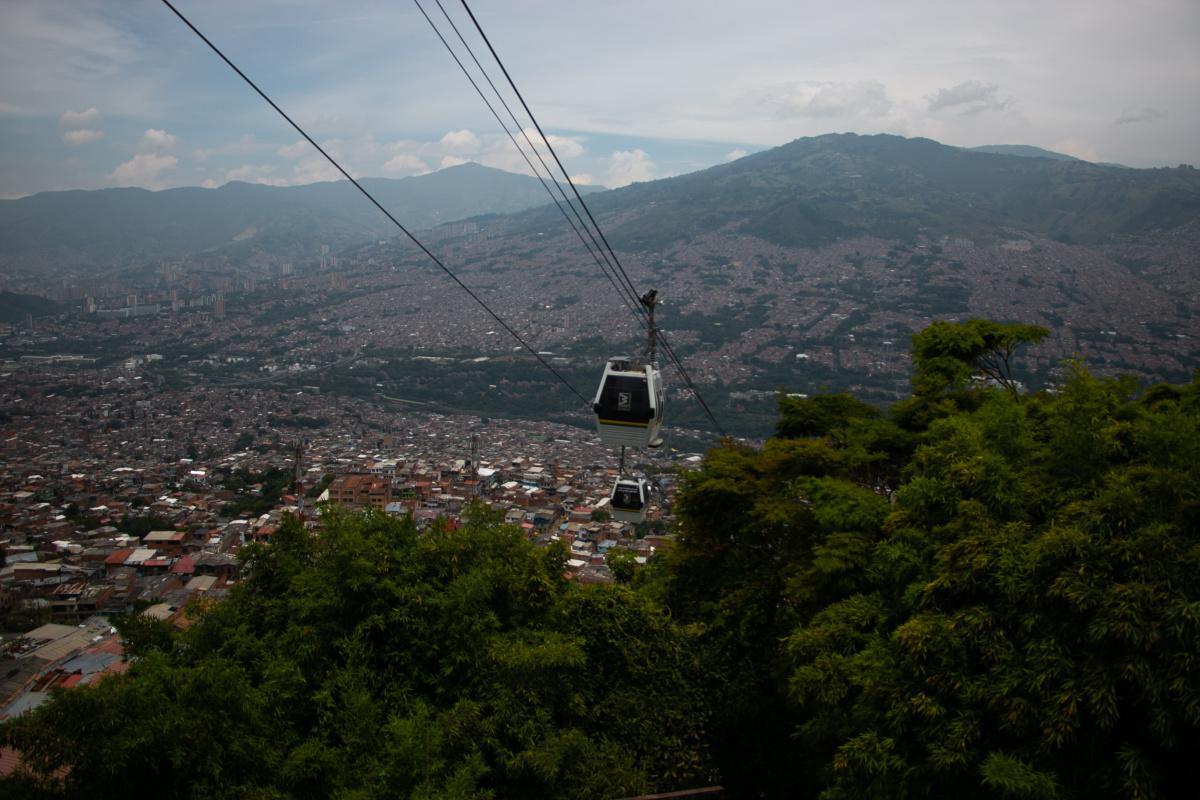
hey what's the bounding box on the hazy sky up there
[1,0,1197,198]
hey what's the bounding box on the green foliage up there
[306,471,335,498]
[605,548,637,583]
[912,318,1048,396]
[7,321,1200,799]
[0,600,51,632]
[980,753,1060,799]
[220,466,293,517]
[116,513,176,538]
[1,504,714,799]
[111,613,176,660]
[655,347,1200,798]
[776,392,880,439]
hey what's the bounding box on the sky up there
[1,0,1197,199]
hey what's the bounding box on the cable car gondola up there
[593,357,664,448]
[610,477,648,523]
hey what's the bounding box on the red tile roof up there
[170,555,196,574]
[104,548,134,565]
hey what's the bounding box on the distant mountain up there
[0,163,604,270]
[966,144,1080,161]
[518,133,1200,249]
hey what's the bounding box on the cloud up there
[107,153,178,189]
[200,178,219,189]
[60,107,104,147]
[195,134,273,162]
[384,154,431,175]
[138,128,179,150]
[224,164,287,185]
[224,164,264,181]
[764,81,892,119]
[277,139,309,159]
[59,107,102,129]
[439,129,481,153]
[723,148,748,162]
[3,3,152,119]
[62,128,103,146]
[927,81,1012,114]
[571,173,595,185]
[1115,107,1167,125]
[291,156,341,185]
[522,128,585,158]
[439,155,468,169]
[607,149,655,187]
[1051,138,1100,162]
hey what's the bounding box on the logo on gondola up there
[618,392,631,411]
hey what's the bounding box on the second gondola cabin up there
[610,477,648,523]
[592,357,664,448]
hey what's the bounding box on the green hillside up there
[540,133,1200,249]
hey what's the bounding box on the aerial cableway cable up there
[158,0,589,406]
[453,0,724,438]
[412,0,646,323]
[426,0,650,327]
[425,0,650,326]
[456,0,725,437]
[456,0,644,310]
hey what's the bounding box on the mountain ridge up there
[526,133,1200,250]
[0,162,605,269]
[965,143,1081,161]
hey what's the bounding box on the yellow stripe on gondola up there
[598,419,650,427]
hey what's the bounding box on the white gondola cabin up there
[610,477,648,523]
[592,358,664,448]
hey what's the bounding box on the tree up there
[785,365,1200,798]
[654,323,1200,798]
[1,505,716,799]
[8,321,1199,800]
[776,392,879,439]
[912,318,1048,396]
[605,548,637,583]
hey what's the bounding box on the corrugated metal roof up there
[185,575,217,592]
[144,603,173,620]
[28,630,95,662]
[60,651,119,675]
[23,623,77,642]
[124,548,156,564]
[3,691,48,718]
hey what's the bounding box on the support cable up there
[456,0,727,436]
[413,0,645,322]
[457,0,646,307]
[159,0,588,405]
[424,0,647,324]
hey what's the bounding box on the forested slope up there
[4,320,1199,799]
